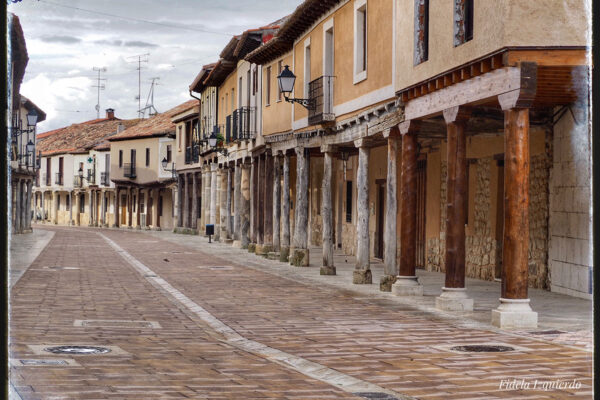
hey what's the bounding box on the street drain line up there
[99,233,413,400]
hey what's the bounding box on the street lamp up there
[277,65,314,110]
[27,109,38,127]
[161,157,177,178]
[208,125,227,155]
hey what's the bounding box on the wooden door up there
[120,194,127,225]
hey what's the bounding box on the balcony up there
[308,76,335,126]
[73,175,83,188]
[185,144,200,164]
[55,172,64,186]
[101,172,110,186]
[226,107,256,143]
[87,169,96,185]
[124,163,136,178]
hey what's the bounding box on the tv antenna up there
[127,53,150,118]
[139,77,160,118]
[92,67,107,119]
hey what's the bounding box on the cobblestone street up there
[9,226,593,399]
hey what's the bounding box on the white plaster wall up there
[548,105,592,299]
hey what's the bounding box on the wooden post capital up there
[399,120,421,135]
[354,138,372,148]
[382,125,401,139]
[498,62,537,110]
[443,106,472,124]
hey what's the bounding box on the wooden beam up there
[505,49,587,67]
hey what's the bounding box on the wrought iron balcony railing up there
[73,175,83,188]
[87,169,96,185]
[185,144,200,164]
[308,75,335,126]
[101,172,110,186]
[55,172,64,186]
[124,163,136,178]
[231,107,256,142]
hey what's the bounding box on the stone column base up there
[353,269,372,284]
[392,276,423,296]
[135,226,141,230]
[320,266,336,275]
[256,244,273,256]
[224,238,234,244]
[267,252,280,260]
[491,298,538,329]
[379,275,397,292]
[232,240,242,248]
[289,248,309,267]
[247,243,256,252]
[279,246,290,262]
[435,287,474,311]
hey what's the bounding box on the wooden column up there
[392,120,423,296]
[191,172,198,229]
[25,180,32,230]
[69,191,73,225]
[74,191,81,226]
[262,153,274,253]
[241,162,251,248]
[219,167,228,241]
[153,188,160,229]
[249,160,255,245]
[40,191,45,221]
[320,145,335,275]
[436,107,474,311]
[382,127,400,290]
[233,162,241,241]
[177,174,183,227]
[113,187,120,227]
[210,164,217,225]
[126,188,132,227]
[280,152,291,261]
[257,155,265,247]
[204,166,211,233]
[353,139,371,284]
[272,154,281,252]
[183,173,190,228]
[226,166,233,239]
[291,147,309,266]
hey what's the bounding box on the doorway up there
[416,159,427,269]
[120,194,127,225]
[494,159,504,280]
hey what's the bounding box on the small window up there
[345,181,353,223]
[119,150,123,167]
[454,0,473,46]
[178,126,182,151]
[414,0,429,65]
[354,1,367,80]
[145,148,150,167]
[277,61,283,101]
[304,42,311,97]
[167,145,172,163]
[266,66,271,106]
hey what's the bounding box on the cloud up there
[123,40,158,48]
[94,39,123,46]
[40,35,81,44]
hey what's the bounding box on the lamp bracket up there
[284,96,314,111]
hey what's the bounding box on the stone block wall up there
[548,105,592,299]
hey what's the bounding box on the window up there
[178,126,182,151]
[167,145,172,163]
[66,194,70,211]
[266,66,271,106]
[277,61,283,101]
[345,181,353,223]
[225,94,228,114]
[145,148,150,167]
[252,67,258,95]
[119,150,123,167]
[231,88,234,112]
[354,0,367,82]
[130,149,136,165]
[304,40,311,97]
[239,77,243,108]
[414,0,429,65]
[454,0,473,46]
[324,20,334,76]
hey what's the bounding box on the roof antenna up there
[92,67,107,119]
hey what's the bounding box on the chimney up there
[117,122,125,133]
[105,108,115,119]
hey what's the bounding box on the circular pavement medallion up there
[43,345,111,355]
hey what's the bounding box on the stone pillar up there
[74,191,81,226]
[113,188,120,227]
[290,147,309,266]
[491,91,537,328]
[210,164,217,226]
[219,167,228,241]
[353,139,371,284]
[226,166,233,240]
[392,121,423,296]
[272,153,281,253]
[135,188,141,228]
[204,166,212,234]
[126,188,132,227]
[280,153,291,262]
[183,173,190,228]
[177,174,183,227]
[241,162,251,248]
[25,180,32,230]
[381,128,400,290]
[249,157,258,252]
[52,191,58,225]
[40,191,45,221]
[262,153,274,255]
[152,188,160,230]
[233,162,242,245]
[101,190,106,227]
[215,167,223,241]
[320,146,336,275]
[69,191,74,225]
[249,160,255,248]
[436,107,474,311]
[192,172,199,229]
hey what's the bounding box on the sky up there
[8,0,301,133]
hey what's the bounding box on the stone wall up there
[528,153,551,289]
[426,161,446,273]
[548,105,592,299]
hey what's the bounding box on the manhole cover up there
[44,346,111,355]
[354,393,399,400]
[450,345,514,353]
[530,330,565,335]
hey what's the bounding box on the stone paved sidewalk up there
[10,226,593,399]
